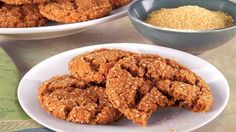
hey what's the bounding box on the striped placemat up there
[0,48,47,131]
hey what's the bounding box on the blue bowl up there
[128,0,236,54]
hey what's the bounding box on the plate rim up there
[17,43,230,132]
[0,3,132,34]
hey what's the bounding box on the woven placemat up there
[0,48,43,131]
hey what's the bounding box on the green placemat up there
[0,48,42,131]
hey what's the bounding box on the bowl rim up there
[128,0,236,33]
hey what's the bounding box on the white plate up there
[0,2,133,40]
[18,43,229,132]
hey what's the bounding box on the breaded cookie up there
[1,0,49,5]
[0,3,47,28]
[106,54,213,126]
[39,0,112,23]
[38,75,123,124]
[69,49,134,84]
[109,0,132,8]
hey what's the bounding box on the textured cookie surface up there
[39,0,112,23]
[106,54,213,126]
[109,0,131,8]
[1,0,49,5]
[69,49,134,84]
[38,75,123,124]
[0,3,47,28]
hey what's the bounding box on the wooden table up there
[1,17,235,131]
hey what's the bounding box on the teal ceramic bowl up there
[128,0,236,54]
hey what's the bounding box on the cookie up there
[0,3,47,28]
[106,54,213,126]
[69,49,135,84]
[39,0,112,23]
[38,75,123,124]
[1,0,49,5]
[109,0,132,8]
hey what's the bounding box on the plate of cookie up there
[0,0,133,40]
[18,43,229,132]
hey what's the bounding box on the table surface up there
[0,17,236,132]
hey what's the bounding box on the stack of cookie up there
[0,0,132,28]
[38,49,213,126]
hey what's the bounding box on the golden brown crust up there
[39,0,112,23]
[0,3,47,28]
[38,75,123,125]
[109,0,131,8]
[106,54,213,126]
[38,48,213,127]
[69,48,135,84]
[1,0,49,5]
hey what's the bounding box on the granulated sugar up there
[145,5,234,30]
